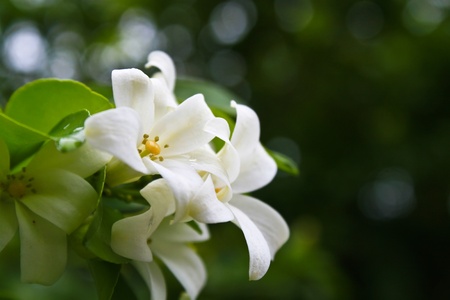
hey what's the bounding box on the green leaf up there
[84,201,129,264]
[49,109,90,138]
[266,148,300,176]
[69,167,107,259]
[102,197,149,214]
[88,166,107,196]
[88,259,121,300]
[5,78,112,134]
[175,78,241,114]
[111,273,139,300]
[0,112,50,167]
[84,166,127,263]
[49,110,90,152]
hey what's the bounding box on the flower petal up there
[188,175,234,224]
[27,141,111,178]
[188,146,230,188]
[132,261,167,300]
[103,157,144,187]
[111,179,176,262]
[230,101,260,159]
[20,169,98,233]
[112,68,154,132]
[231,142,277,194]
[204,117,241,183]
[0,201,17,252]
[152,236,206,299]
[144,158,203,222]
[227,203,271,280]
[111,207,153,262]
[85,107,147,174]
[149,94,215,156]
[16,202,66,285]
[145,51,176,91]
[140,179,176,224]
[230,194,289,259]
[151,77,178,121]
[153,218,210,243]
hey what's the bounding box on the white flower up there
[0,140,109,285]
[204,101,290,280]
[145,51,178,119]
[111,179,208,300]
[85,61,224,220]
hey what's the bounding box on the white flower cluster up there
[86,51,289,299]
[0,50,289,299]
[85,51,289,299]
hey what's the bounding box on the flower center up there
[138,134,169,162]
[0,167,36,201]
[7,180,27,198]
[145,140,160,155]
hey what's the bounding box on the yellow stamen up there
[145,140,161,155]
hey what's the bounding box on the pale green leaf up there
[5,79,112,134]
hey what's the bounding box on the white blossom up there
[0,140,109,284]
[203,101,290,280]
[111,179,208,300]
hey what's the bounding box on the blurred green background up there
[1,0,450,299]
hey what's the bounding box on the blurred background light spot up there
[51,30,85,52]
[159,3,200,29]
[84,44,115,84]
[83,9,158,84]
[274,0,314,32]
[3,23,47,73]
[346,1,384,40]
[160,25,194,62]
[430,0,450,8]
[119,9,158,63]
[358,168,416,220]
[209,50,246,87]
[403,0,444,35]
[11,0,51,10]
[210,1,256,45]
[48,49,78,79]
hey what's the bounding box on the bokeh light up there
[209,1,256,45]
[403,0,446,34]
[208,50,246,87]
[359,168,416,220]
[346,1,384,40]
[274,0,314,32]
[2,22,47,74]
